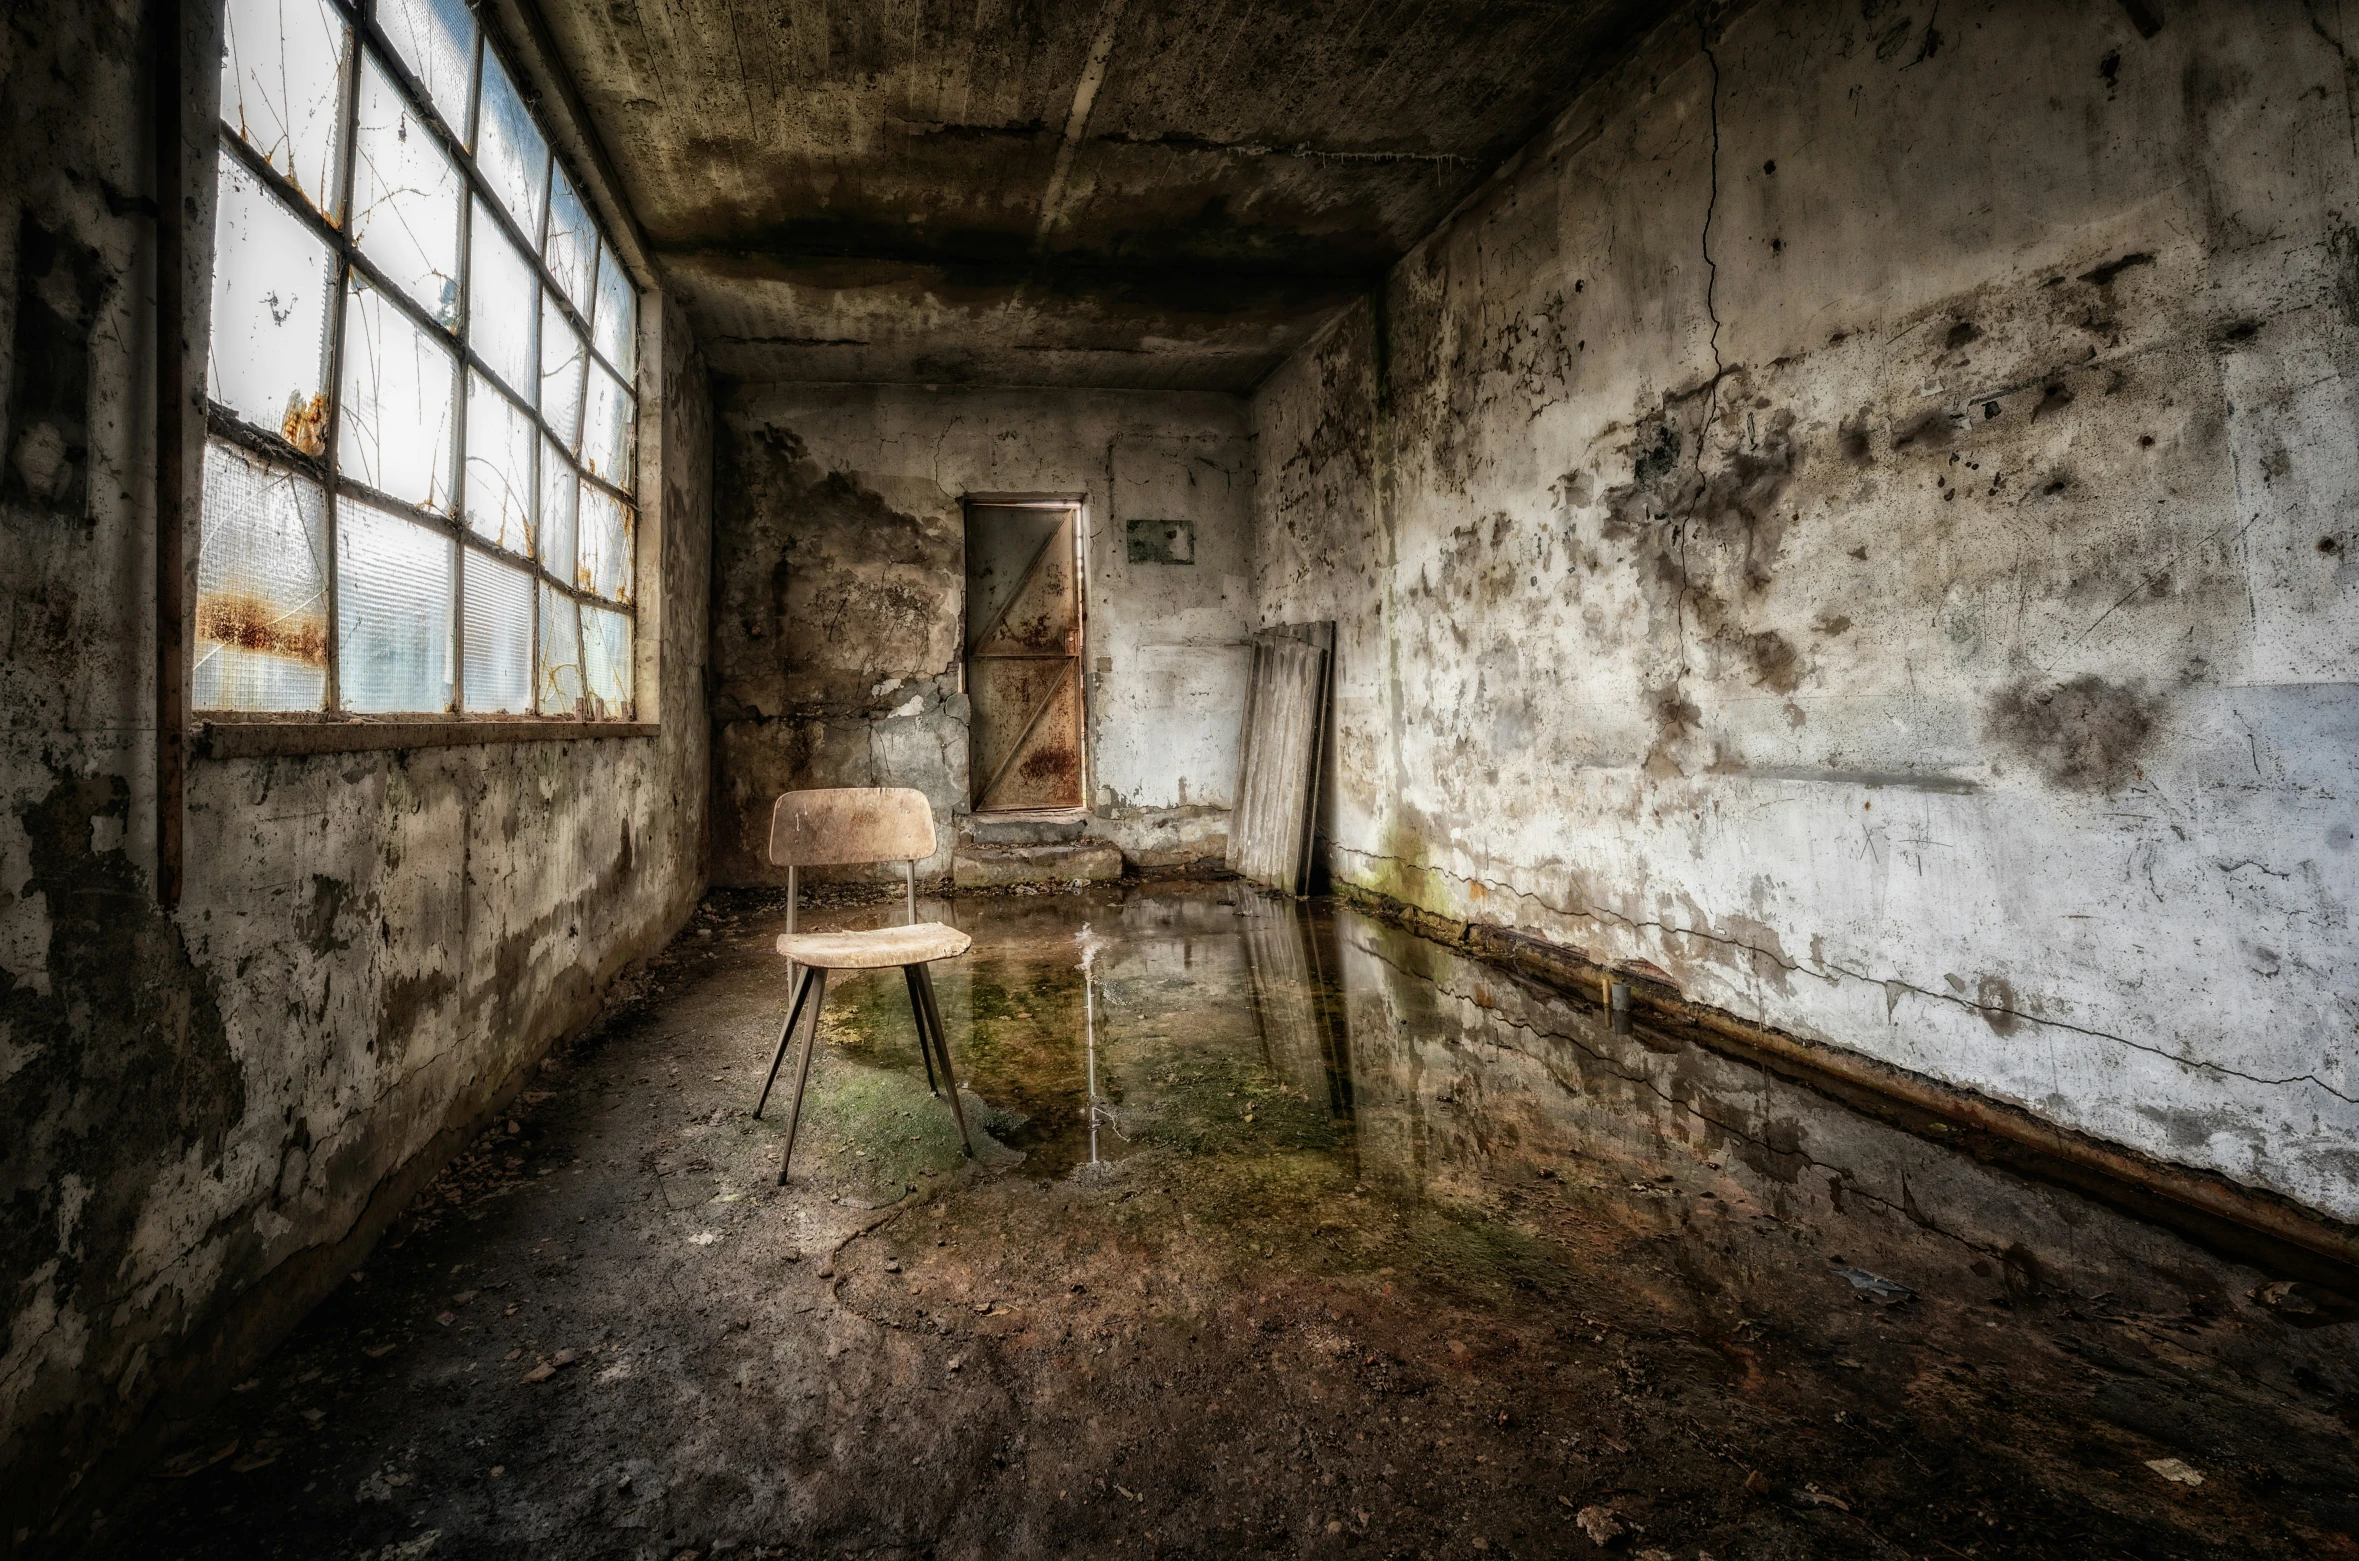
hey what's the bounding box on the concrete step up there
[964,809,1088,846]
[952,839,1124,889]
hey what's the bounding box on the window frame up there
[196,0,657,749]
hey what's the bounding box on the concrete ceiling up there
[541,0,1674,389]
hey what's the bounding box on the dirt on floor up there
[77,884,2359,1560]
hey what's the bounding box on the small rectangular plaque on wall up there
[1125,517,1195,564]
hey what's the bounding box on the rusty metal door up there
[965,502,1085,811]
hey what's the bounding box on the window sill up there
[197,718,659,758]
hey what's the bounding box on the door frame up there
[960,492,1092,814]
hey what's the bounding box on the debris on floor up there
[82,886,2359,1559]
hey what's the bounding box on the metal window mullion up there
[316,7,642,428]
[333,8,615,368]
[527,126,557,715]
[237,0,639,722]
[449,21,485,717]
[335,474,464,542]
[326,0,633,375]
[318,14,367,715]
[247,419,633,628]
[216,137,610,518]
[577,463,634,509]
[322,0,640,424]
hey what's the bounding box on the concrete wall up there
[0,1,714,1537]
[711,384,1252,883]
[1250,0,2359,1223]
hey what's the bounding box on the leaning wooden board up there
[1226,622,1334,896]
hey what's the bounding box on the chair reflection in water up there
[754,787,978,1182]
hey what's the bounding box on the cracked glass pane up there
[378,0,474,136]
[461,548,533,713]
[468,194,536,396]
[350,51,462,329]
[537,434,577,579]
[539,294,586,451]
[543,163,595,313]
[217,0,348,214]
[476,49,548,242]
[577,485,632,603]
[581,602,631,718]
[536,583,584,716]
[209,148,336,448]
[593,243,636,379]
[194,440,329,711]
[463,371,535,554]
[338,274,457,509]
[338,494,454,713]
[579,362,632,490]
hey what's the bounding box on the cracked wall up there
[1251,0,2359,1223]
[711,384,1252,884]
[0,2,715,1538]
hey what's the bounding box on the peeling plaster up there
[1251,0,2359,1222]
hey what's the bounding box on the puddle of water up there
[801,880,2359,1366]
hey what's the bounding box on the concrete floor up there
[85,885,2359,1559]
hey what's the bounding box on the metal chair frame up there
[752,791,976,1183]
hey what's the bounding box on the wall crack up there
[1331,844,2359,1105]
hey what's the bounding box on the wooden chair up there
[754,787,978,1182]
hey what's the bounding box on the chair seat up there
[777,921,972,969]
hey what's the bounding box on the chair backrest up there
[768,787,937,868]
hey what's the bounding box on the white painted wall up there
[1250,0,2359,1221]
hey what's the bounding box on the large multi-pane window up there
[198,0,639,720]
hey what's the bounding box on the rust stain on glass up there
[202,0,642,724]
[193,441,331,710]
[197,593,328,663]
[282,391,330,456]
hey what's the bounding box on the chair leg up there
[754,966,818,1119]
[777,968,830,1185]
[903,965,940,1096]
[913,963,976,1158]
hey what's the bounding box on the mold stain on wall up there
[0,0,720,1523]
[708,384,1255,887]
[1249,0,2359,1223]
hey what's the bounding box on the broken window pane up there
[593,243,636,379]
[194,439,329,711]
[536,582,584,716]
[203,0,640,731]
[543,164,595,313]
[338,494,454,713]
[217,0,348,214]
[338,274,456,509]
[539,295,586,450]
[378,0,473,136]
[463,371,535,554]
[468,195,537,396]
[209,148,336,448]
[581,602,631,718]
[475,49,548,241]
[462,548,533,713]
[577,485,632,602]
[537,433,576,578]
[579,363,632,489]
[350,51,462,329]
